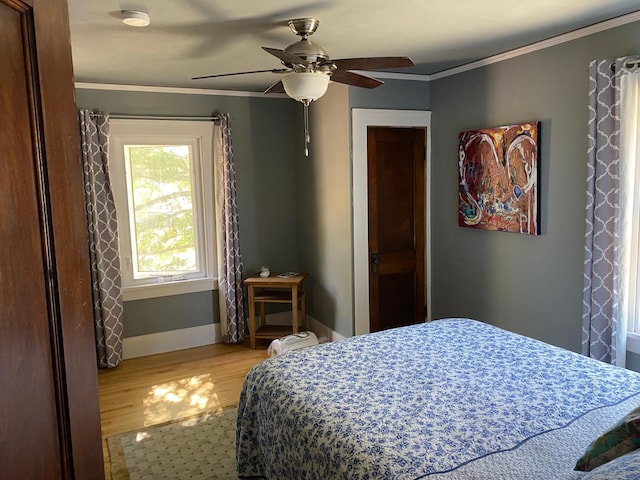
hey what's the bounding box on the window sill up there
[627,332,640,355]
[122,277,218,302]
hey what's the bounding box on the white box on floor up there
[267,331,319,356]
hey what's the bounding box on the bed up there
[236,318,640,479]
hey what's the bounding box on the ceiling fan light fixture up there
[121,10,150,27]
[281,72,330,103]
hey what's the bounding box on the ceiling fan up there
[192,18,415,155]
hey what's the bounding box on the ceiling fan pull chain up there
[303,101,310,157]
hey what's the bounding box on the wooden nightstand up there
[244,272,307,349]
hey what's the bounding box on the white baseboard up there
[122,315,345,359]
[122,323,221,359]
[264,312,345,342]
[310,317,346,342]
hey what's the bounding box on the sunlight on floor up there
[143,373,221,426]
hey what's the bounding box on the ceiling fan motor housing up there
[285,39,331,67]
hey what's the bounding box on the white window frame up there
[620,70,640,355]
[109,119,217,301]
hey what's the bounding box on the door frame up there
[352,109,432,336]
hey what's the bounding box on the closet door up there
[0,0,104,478]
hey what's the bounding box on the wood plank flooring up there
[98,340,269,480]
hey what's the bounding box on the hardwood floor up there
[98,340,269,480]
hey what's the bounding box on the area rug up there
[107,407,239,480]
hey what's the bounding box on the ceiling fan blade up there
[330,70,383,89]
[192,68,289,80]
[264,80,286,95]
[331,57,415,71]
[262,47,310,67]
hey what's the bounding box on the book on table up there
[277,272,298,278]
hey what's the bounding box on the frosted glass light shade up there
[281,72,330,103]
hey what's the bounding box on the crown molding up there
[351,70,431,82]
[74,82,287,98]
[430,10,640,80]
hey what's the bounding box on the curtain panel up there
[78,109,124,368]
[582,57,639,366]
[214,114,246,343]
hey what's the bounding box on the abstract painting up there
[458,122,540,235]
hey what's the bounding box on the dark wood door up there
[367,127,426,332]
[0,0,104,478]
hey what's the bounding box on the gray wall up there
[299,83,352,337]
[349,77,430,110]
[429,21,640,363]
[123,291,218,337]
[75,88,300,336]
[296,79,431,337]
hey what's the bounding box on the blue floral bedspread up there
[236,318,640,479]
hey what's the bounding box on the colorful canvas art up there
[458,122,540,235]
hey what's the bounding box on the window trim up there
[628,332,640,355]
[109,119,217,300]
[621,70,640,355]
[122,277,218,302]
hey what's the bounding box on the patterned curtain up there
[214,114,246,343]
[582,57,638,366]
[79,109,124,368]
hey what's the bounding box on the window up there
[109,120,216,301]
[619,69,640,352]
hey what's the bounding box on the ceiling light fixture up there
[121,10,150,27]
[280,72,331,156]
[281,72,330,104]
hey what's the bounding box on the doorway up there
[367,126,426,332]
[352,109,431,335]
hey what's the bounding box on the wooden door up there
[367,127,426,332]
[0,0,104,478]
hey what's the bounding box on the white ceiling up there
[68,0,640,93]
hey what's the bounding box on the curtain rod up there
[611,58,640,71]
[98,113,219,121]
[625,58,640,68]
